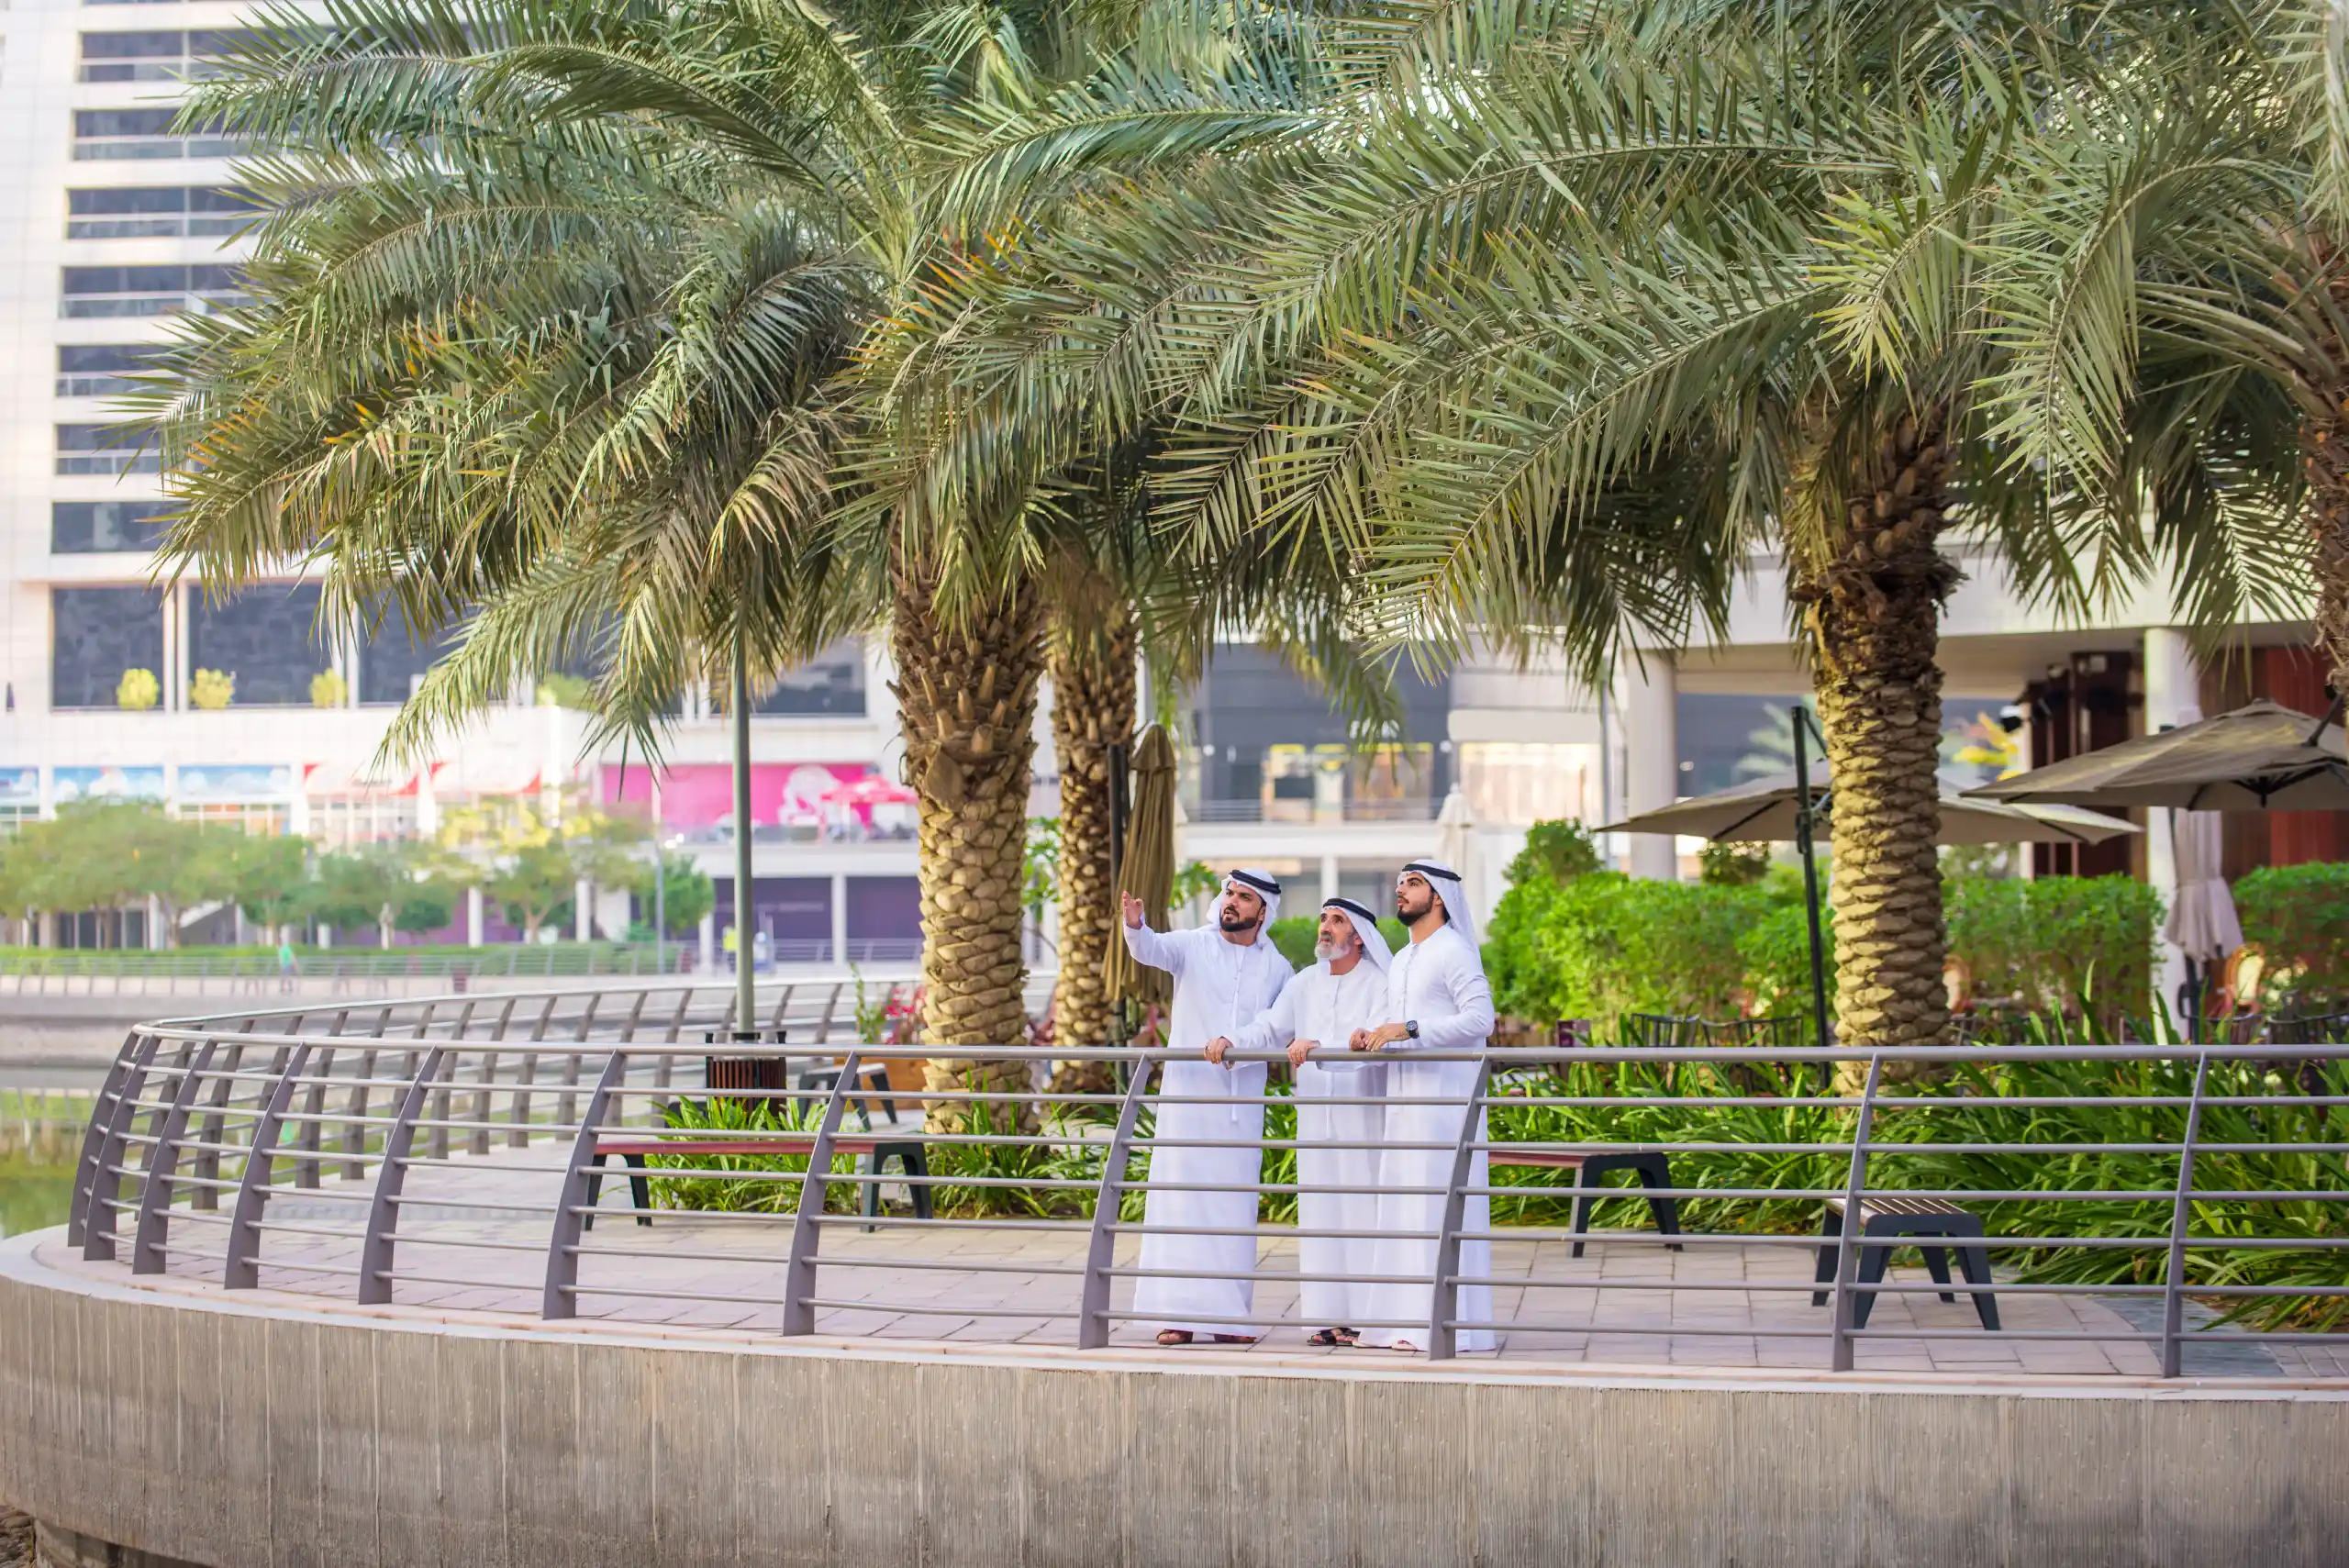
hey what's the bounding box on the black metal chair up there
[1811,1195,2000,1330]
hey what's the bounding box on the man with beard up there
[1119,869,1294,1345]
[1208,896,1392,1346]
[1349,861,1497,1352]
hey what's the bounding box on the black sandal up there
[1308,1328,1360,1347]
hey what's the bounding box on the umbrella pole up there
[1107,734,1132,1055]
[1792,706,1833,1083]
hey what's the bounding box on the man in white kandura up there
[1120,868,1296,1346]
[1349,860,1497,1353]
[1208,896,1392,1347]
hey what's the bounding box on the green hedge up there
[2237,862,2349,999]
[1944,873,2160,1026]
[1267,913,1409,969]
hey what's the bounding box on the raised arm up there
[1119,893,1189,977]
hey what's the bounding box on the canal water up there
[0,1094,86,1239]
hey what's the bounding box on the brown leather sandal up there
[1156,1329,1194,1346]
[1210,1333,1256,1344]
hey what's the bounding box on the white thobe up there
[1121,922,1295,1334]
[1228,961,1391,1328]
[1361,923,1497,1351]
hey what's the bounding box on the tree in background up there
[217,831,311,941]
[0,803,238,948]
[640,851,714,939]
[440,797,648,942]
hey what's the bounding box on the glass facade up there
[50,585,163,709]
[752,639,865,715]
[67,184,255,239]
[358,615,456,706]
[186,582,328,706]
[52,501,170,554]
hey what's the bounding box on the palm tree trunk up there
[890,554,1045,1132]
[1045,588,1136,1097]
[2303,264,2349,695]
[1802,409,1961,1076]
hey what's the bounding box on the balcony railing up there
[1186,796,1443,824]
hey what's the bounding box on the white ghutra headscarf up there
[1224,867,1282,947]
[1319,895,1392,973]
[1398,860,1475,948]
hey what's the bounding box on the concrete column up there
[2143,628,2202,1028]
[1622,653,1679,881]
[147,895,163,951]
[574,880,593,941]
[465,885,484,948]
[698,907,716,972]
[1319,854,1340,906]
[830,873,849,968]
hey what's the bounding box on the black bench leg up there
[909,1149,933,1220]
[1853,1228,1892,1331]
[1570,1167,1597,1260]
[584,1151,609,1233]
[627,1152,651,1228]
[1811,1207,1841,1306]
[1920,1245,1957,1303]
[1633,1157,1682,1251]
[862,1153,882,1233]
[1956,1244,2000,1331]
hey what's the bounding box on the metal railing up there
[51,1009,2349,1379]
[0,943,868,995]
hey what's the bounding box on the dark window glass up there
[52,502,171,554]
[357,616,457,705]
[187,264,242,292]
[845,876,922,960]
[74,108,178,137]
[752,638,865,716]
[56,422,157,473]
[62,264,186,294]
[80,30,183,56]
[186,583,328,706]
[51,586,164,708]
[60,345,150,373]
[189,185,257,213]
[69,186,184,214]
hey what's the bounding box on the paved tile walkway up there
[63,1141,2346,1382]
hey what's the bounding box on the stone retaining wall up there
[1,1236,2343,1567]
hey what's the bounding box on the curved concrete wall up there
[2,1234,2344,1568]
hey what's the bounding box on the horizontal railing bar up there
[794,1298,1078,1319]
[248,1221,371,1240]
[378,1234,550,1253]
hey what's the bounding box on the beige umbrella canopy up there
[1601,767,2142,846]
[1101,723,1175,1010]
[1964,700,2349,811]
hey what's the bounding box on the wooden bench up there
[1490,1148,1683,1258]
[585,1062,930,1230]
[1811,1195,1999,1330]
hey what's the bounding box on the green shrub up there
[1486,872,1791,1035]
[1736,901,1834,1017]
[1269,912,1408,969]
[2237,862,2349,999]
[1505,819,1602,885]
[1698,841,1770,885]
[1946,873,2160,1028]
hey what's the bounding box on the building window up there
[178,802,288,834]
[185,582,329,707]
[56,422,158,475]
[52,502,171,554]
[72,107,241,161]
[713,876,834,963]
[752,638,866,716]
[51,585,164,709]
[57,343,155,397]
[357,615,455,706]
[67,184,257,239]
[1456,741,1591,828]
[61,263,246,317]
[78,28,256,81]
[846,876,922,962]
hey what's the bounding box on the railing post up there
[471,995,521,1155]
[2160,1051,2213,1378]
[80,1029,173,1262]
[130,1040,219,1275]
[1427,1056,1494,1362]
[1827,1052,1886,1373]
[223,1044,311,1289]
[780,1051,858,1336]
[189,1019,259,1207]
[356,1048,450,1306]
[542,1051,629,1319]
[1077,1051,1156,1350]
[67,1029,147,1246]
[429,1001,477,1160]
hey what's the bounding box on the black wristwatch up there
[1404,1019,1419,1040]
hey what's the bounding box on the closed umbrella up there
[1102,723,1175,1011]
[1436,788,1476,914]
[2164,810,2243,1042]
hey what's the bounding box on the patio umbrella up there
[1101,723,1175,1011]
[1600,769,2143,847]
[1963,699,2349,811]
[2164,811,2243,964]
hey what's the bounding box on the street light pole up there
[731,628,756,1036]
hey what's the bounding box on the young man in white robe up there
[1208,896,1392,1346]
[1350,860,1497,1353]
[1119,869,1295,1346]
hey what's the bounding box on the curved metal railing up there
[50,995,2349,1378]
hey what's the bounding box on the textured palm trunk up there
[889,556,1044,1133]
[2303,264,2349,696]
[1045,588,1136,1097]
[1800,409,1961,1080]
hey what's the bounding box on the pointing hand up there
[1121,892,1145,929]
